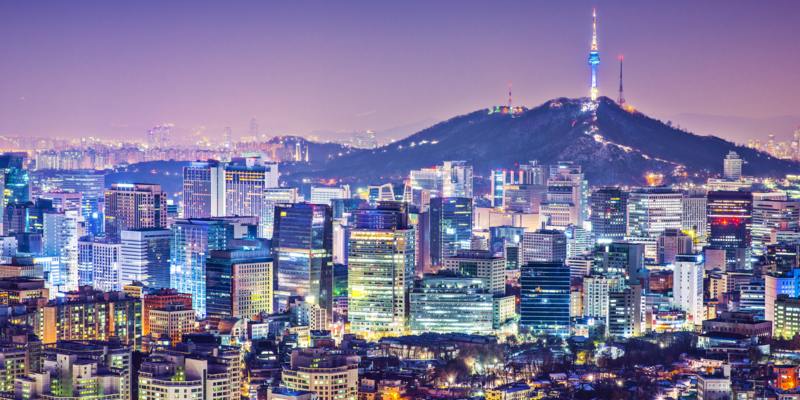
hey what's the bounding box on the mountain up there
[282,97,800,189]
[650,112,800,145]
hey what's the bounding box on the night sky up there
[1,1,798,141]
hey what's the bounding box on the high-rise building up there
[429,197,472,267]
[149,303,195,345]
[170,218,243,317]
[41,288,142,348]
[724,151,744,180]
[707,190,753,267]
[752,195,800,255]
[43,211,80,291]
[281,348,359,400]
[120,228,171,289]
[368,182,411,204]
[521,229,567,264]
[139,343,241,400]
[59,170,105,216]
[409,274,493,335]
[590,187,627,239]
[250,117,259,138]
[0,153,30,208]
[40,191,82,213]
[310,185,351,205]
[657,228,694,264]
[606,285,643,338]
[348,202,414,338]
[224,157,279,238]
[182,160,226,219]
[592,241,645,280]
[263,188,299,240]
[682,190,708,240]
[443,250,505,295]
[503,185,547,213]
[206,248,273,329]
[627,187,683,237]
[77,237,123,292]
[142,289,193,337]
[223,126,233,146]
[410,161,473,199]
[273,203,333,318]
[587,8,600,100]
[540,162,588,227]
[3,199,55,236]
[775,295,800,339]
[104,183,167,242]
[673,254,703,327]
[520,262,571,336]
[583,275,624,319]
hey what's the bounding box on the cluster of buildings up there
[747,128,800,161]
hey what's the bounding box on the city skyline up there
[2,1,799,142]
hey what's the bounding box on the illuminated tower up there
[617,56,626,107]
[588,8,600,101]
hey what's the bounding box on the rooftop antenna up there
[508,84,512,109]
[617,55,626,108]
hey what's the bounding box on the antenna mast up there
[508,84,512,109]
[617,56,626,107]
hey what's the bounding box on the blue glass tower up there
[588,8,600,100]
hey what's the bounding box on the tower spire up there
[587,8,600,101]
[617,56,626,107]
[508,84,512,109]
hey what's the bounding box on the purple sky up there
[2,1,799,141]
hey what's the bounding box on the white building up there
[263,188,298,239]
[309,185,351,206]
[443,250,506,295]
[673,254,704,327]
[409,161,473,199]
[627,187,683,237]
[43,211,80,291]
[723,151,743,180]
[120,229,171,289]
[583,275,624,319]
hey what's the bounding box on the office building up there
[281,348,359,400]
[310,185,351,206]
[40,191,82,213]
[41,288,142,348]
[429,197,472,267]
[657,228,693,264]
[206,248,273,329]
[4,199,56,236]
[143,289,193,337]
[149,303,195,345]
[170,218,244,317]
[273,203,333,317]
[702,311,771,339]
[590,187,628,240]
[520,262,570,336]
[752,195,800,255]
[348,203,414,338]
[539,161,588,227]
[224,156,279,238]
[409,161,473,199]
[697,373,731,400]
[739,281,765,319]
[0,154,29,208]
[78,237,123,292]
[606,285,643,338]
[182,160,226,219]
[138,343,241,400]
[592,241,644,279]
[521,229,567,264]
[673,254,703,327]
[443,250,505,295]
[682,190,708,240]
[263,187,299,240]
[409,274,493,335]
[119,228,171,290]
[583,275,624,319]
[43,211,80,291]
[502,185,547,213]
[724,151,744,180]
[707,190,753,267]
[104,183,167,242]
[368,182,410,203]
[627,187,683,237]
[775,296,800,339]
[59,170,106,216]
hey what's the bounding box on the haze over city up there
[2,1,800,142]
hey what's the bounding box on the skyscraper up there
[707,190,753,267]
[0,153,30,208]
[751,194,800,255]
[520,261,571,336]
[443,249,506,295]
[587,8,600,100]
[430,197,473,267]
[59,170,105,217]
[263,187,298,240]
[223,126,232,147]
[206,248,273,329]
[170,218,242,317]
[410,161,473,199]
[120,228,171,289]
[43,211,81,291]
[590,187,627,240]
[104,183,167,242]
[673,254,703,327]
[540,162,588,227]
[682,189,708,240]
[348,202,415,338]
[272,203,333,318]
[250,117,259,138]
[224,156,279,238]
[723,151,744,180]
[522,229,568,264]
[627,187,683,237]
[182,160,226,219]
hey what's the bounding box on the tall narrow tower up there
[588,9,600,101]
[617,56,626,107]
[508,84,512,109]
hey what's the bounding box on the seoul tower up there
[588,8,600,101]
